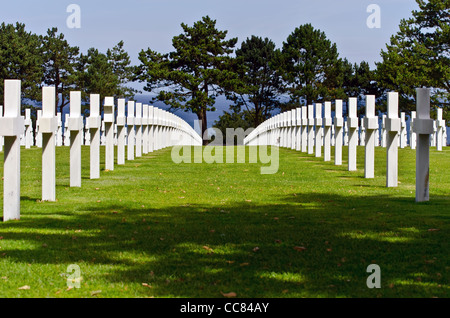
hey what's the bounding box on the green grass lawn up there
[0,144,449,298]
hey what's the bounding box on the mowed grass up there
[0,144,449,298]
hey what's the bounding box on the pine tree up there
[376,0,449,118]
[137,16,238,143]
[42,27,80,114]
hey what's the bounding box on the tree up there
[76,48,119,115]
[42,27,80,114]
[106,41,138,98]
[225,36,284,127]
[213,104,254,145]
[376,0,449,119]
[281,24,342,106]
[0,22,43,105]
[136,16,238,144]
[75,42,135,115]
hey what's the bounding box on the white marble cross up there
[69,91,83,187]
[307,105,314,155]
[0,80,24,221]
[385,92,400,187]
[334,100,343,165]
[347,98,358,171]
[40,87,58,201]
[414,88,434,202]
[135,102,143,157]
[315,103,323,158]
[104,97,115,171]
[88,94,101,179]
[364,95,378,178]
[127,101,135,160]
[117,99,126,164]
[323,102,332,161]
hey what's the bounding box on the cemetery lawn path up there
[0,146,449,298]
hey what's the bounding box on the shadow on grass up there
[0,191,448,298]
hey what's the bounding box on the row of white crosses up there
[0,80,201,221]
[244,89,443,202]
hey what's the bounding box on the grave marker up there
[385,92,400,187]
[142,104,149,154]
[323,102,332,161]
[307,105,314,155]
[88,94,101,179]
[400,112,407,148]
[410,111,416,150]
[436,108,444,151]
[149,105,154,152]
[135,102,142,157]
[315,103,323,158]
[24,109,32,149]
[348,97,358,171]
[334,99,343,165]
[104,97,115,171]
[295,107,301,151]
[69,91,83,187]
[117,99,126,164]
[56,113,63,146]
[40,87,58,201]
[364,95,378,178]
[127,101,135,160]
[301,106,307,152]
[0,80,24,221]
[414,88,434,202]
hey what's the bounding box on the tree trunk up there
[198,108,208,146]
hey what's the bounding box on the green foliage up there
[280,24,342,106]
[137,16,238,141]
[42,27,80,114]
[76,42,136,114]
[77,48,119,104]
[225,36,284,127]
[106,41,138,99]
[0,22,43,104]
[376,0,449,120]
[213,104,254,144]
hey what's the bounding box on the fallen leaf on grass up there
[18,285,30,290]
[221,291,237,298]
[240,263,249,266]
[203,246,214,253]
[428,229,440,232]
[142,283,152,288]
[252,247,260,252]
[293,246,307,252]
[91,290,102,296]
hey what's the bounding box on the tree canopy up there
[376,0,449,118]
[136,16,238,142]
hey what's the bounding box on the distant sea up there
[134,94,231,129]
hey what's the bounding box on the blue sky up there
[1,1,420,127]
[1,0,418,67]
